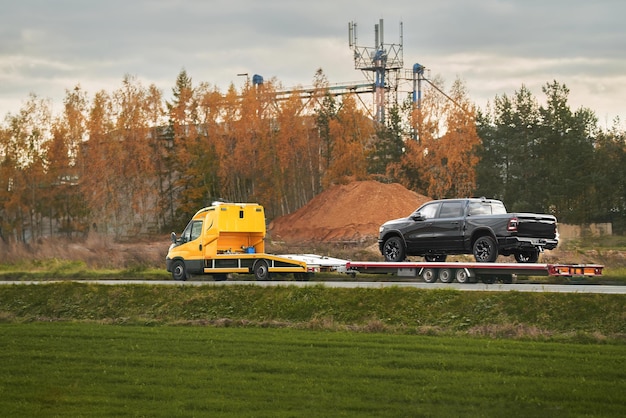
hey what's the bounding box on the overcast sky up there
[1,0,624,127]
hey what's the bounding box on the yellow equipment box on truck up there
[166,202,310,281]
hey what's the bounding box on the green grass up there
[0,323,624,417]
[1,283,625,339]
[0,259,170,280]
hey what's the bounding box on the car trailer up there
[345,261,604,284]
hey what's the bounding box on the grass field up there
[1,322,625,417]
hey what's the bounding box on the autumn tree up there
[324,94,374,186]
[81,90,117,234]
[392,77,480,199]
[0,95,52,241]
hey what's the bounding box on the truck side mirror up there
[170,232,177,243]
[410,212,424,221]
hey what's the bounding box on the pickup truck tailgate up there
[515,214,557,238]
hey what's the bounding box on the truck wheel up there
[382,236,406,262]
[473,236,498,263]
[439,268,453,283]
[455,269,470,283]
[422,268,437,283]
[253,259,271,281]
[171,260,189,281]
[514,250,539,263]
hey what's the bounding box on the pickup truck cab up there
[378,198,558,263]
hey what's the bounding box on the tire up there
[253,259,271,281]
[171,259,189,281]
[473,236,498,263]
[382,236,406,262]
[422,268,437,283]
[425,254,447,262]
[455,269,470,283]
[514,250,539,263]
[439,268,453,283]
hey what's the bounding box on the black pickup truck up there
[378,198,559,263]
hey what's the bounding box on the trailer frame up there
[345,261,604,283]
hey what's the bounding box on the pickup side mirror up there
[410,212,424,221]
[170,232,177,243]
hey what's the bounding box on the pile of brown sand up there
[269,180,431,243]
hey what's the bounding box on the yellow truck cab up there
[166,202,307,281]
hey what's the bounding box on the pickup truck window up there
[439,202,464,218]
[413,202,439,220]
[468,201,507,216]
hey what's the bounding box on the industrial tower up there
[348,19,404,124]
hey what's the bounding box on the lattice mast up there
[348,19,403,124]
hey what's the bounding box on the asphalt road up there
[4,280,625,294]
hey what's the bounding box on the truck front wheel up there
[382,236,406,262]
[473,236,498,263]
[171,260,189,281]
[253,259,271,281]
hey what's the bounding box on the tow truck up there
[166,202,603,282]
[166,202,350,281]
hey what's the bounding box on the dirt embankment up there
[269,181,430,244]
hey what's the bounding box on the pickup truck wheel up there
[514,250,539,263]
[422,268,437,283]
[171,260,189,281]
[439,268,453,283]
[473,236,498,263]
[382,237,406,262]
[253,259,271,281]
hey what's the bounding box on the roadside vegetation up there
[1,282,624,340]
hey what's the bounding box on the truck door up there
[175,218,205,274]
[404,202,440,252]
[429,201,465,250]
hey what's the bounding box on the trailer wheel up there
[439,268,453,283]
[422,268,437,283]
[382,236,406,262]
[171,260,189,281]
[514,250,539,263]
[253,259,271,281]
[473,236,498,263]
[455,269,470,284]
